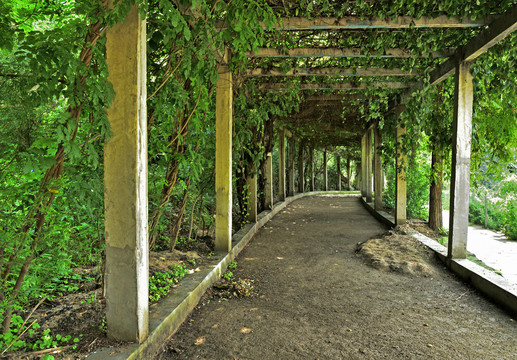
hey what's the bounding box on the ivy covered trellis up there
[0,0,516,354]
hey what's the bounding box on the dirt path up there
[157,195,517,359]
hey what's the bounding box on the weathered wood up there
[323,150,328,191]
[246,175,257,223]
[309,147,315,191]
[104,4,148,343]
[278,129,286,201]
[264,152,273,209]
[247,67,418,77]
[298,142,304,193]
[217,15,493,30]
[395,106,407,225]
[288,137,296,196]
[249,47,450,58]
[430,4,517,85]
[336,156,341,191]
[365,129,373,202]
[373,124,384,211]
[215,64,233,253]
[304,94,381,101]
[258,82,413,91]
[448,61,473,259]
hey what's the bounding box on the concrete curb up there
[360,198,517,315]
[87,191,342,359]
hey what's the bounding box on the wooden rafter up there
[304,94,380,101]
[247,67,418,77]
[430,4,517,85]
[248,47,451,58]
[258,81,413,91]
[216,15,494,30]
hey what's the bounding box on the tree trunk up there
[429,149,443,231]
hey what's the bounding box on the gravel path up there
[157,195,517,359]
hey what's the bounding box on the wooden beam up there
[248,47,450,58]
[430,4,517,85]
[304,94,381,101]
[217,15,493,30]
[247,67,418,77]
[258,81,413,91]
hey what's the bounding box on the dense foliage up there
[0,0,516,356]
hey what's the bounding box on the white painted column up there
[361,134,367,198]
[366,130,373,202]
[104,4,148,343]
[448,61,473,259]
[215,61,233,253]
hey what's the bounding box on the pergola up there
[102,1,517,344]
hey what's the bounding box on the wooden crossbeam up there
[258,82,413,91]
[430,4,517,85]
[304,94,380,101]
[270,16,494,30]
[248,48,450,58]
[247,67,418,77]
[216,16,493,30]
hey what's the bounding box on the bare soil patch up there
[356,227,437,277]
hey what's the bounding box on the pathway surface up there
[158,195,517,359]
[443,210,517,285]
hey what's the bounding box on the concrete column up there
[366,129,373,202]
[346,158,351,190]
[264,152,273,209]
[104,4,148,343]
[215,61,233,253]
[309,147,315,191]
[246,174,257,223]
[361,134,367,198]
[395,108,407,225]
[323,150,328,191]
[448,61,473,259]
[278,129,286,201]
[337,156,342,191]
[288,137,295,196]
[298,142,304,193]
[374,124,384,210]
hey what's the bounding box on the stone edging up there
[360,197,517,315]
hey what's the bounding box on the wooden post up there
[366,130,373,202]
[395,107,407,225]
[309,147,315,191]
[346,158,351,190]
[361,134,367,198]
[215,57,233,253]
[323,150,328,191]
[448,61,473,259]
[104,4,148,342]
[298,141,304,193]
[337,156,342,191]
[288,137,295,196]
[278,129,286,201]
[374,124,384,210]
[264,152,273,209]
[246,174,257,223]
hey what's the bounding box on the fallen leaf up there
[423,323,429,326]
[276,257,284,260]
[240,327,252,334]
[194,336,206,345]
[212,324,219,329]
[188,269,195,275]
[194,267,201,272]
